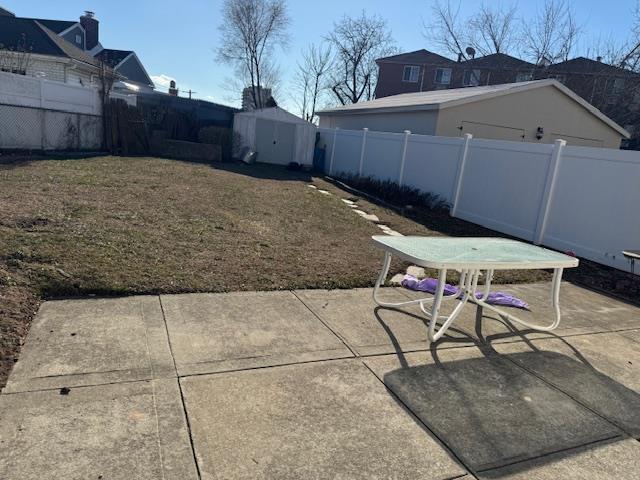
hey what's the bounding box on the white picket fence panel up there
[317,127,640,274]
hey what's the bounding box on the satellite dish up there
[465,46,476,58]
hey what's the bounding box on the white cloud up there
[150,74,176,89]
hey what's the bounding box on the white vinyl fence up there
[318,127,640,274]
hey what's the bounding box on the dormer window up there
[402,65,420,83]
[75,34,82,44]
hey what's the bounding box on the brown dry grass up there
[1,156,636,387]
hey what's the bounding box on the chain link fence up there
[0,103,102,151]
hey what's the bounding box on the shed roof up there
[317,79,629,137]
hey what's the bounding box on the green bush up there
[198,126,234,161]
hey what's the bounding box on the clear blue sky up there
[4,0,637,111]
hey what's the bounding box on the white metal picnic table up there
[372,236,579,342]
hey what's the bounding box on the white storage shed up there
[233,107,316,166]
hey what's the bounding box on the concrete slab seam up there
[291,290,359,357]
[158,295,203,480]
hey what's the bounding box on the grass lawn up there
[1,156,637,387]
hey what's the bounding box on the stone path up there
[1,283,640,479]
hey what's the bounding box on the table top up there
[372,236,579,270]
[623,250,640,260]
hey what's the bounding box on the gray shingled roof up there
[376,49,455,65]
[0,16,100,68]
[94,48,133,67]
[462,53,535,69]
[547,57,637,76]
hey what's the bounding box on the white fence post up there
[398,130,411,186]
[39,77,45,109]
[534,139,566,245]
[358,128,368,176]
[328,128,338,175]
[450,133,473,217]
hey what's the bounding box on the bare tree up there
[520,0,580,64]
[294,43,332,122]
[326,12,396,105]
[468,3,518,55]
[423,0,468,59]
[424,1,518,59]
[0,33,32,74]
[217,0,290,109]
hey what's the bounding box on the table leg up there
[469,267,565,332]
[372,251,459,308]
[421,268,480,341]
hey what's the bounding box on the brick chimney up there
[168,80,178,96]
[80,11,99,50]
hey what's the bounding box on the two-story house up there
[375,50,536,98]
[0,7,154,93]
[374,49,456,97]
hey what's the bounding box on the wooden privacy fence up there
[103,99,150,155]
[317,127,640,274]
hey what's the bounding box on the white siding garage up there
[317,80,629,149]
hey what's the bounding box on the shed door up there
[255,119,296,165]
[460,120,525,142]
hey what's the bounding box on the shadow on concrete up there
[372,306,639,476]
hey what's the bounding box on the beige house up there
[317,80,629,148]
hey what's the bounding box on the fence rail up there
[317,127,640,275]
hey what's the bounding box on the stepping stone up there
[307,184,317,189]
[385,229,403,236]
[0,379,198,479]
[3,296,175,393]
[180,360,467,479]
[377,224,391,231]
[361,213,379,222]
[160,291,353,376]
[318,189,331,195]
[390,273,405,285]
[406,266,426,278]
[341,198,355,205]
[353,209,367,216]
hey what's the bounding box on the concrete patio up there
[1,282,639,479]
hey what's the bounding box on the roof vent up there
[596,56,602,62]
[84,11,95,18]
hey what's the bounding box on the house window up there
[516,72,533,82]
[434,68,452,85]
[463,69,481,86]
[402,65,420,83]
[75,34,82,44]
[611,77,625,94]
